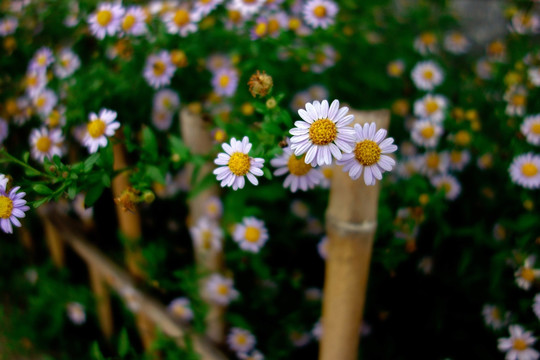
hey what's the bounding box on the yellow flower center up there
[173,304,185,317]
[27,75,37,87]
[322,167,333,179]
[173,9,190,27]
[228,152,251,176]
[512,94,526,106]
[244,226,260,243]
[61,58,70,68]
[455,130,471,146]
[36,136,51,153]
[388,63,402,76]
[488,41,504,55]
[219,74,230,88]
[122,14,136,31]
[289,17,301,30]
[313,5,327,18]
[521,267,535,282]
[88,119,107,139]
[236,334,248,345]
[35,96,46,108]
[48,111,60,127]
[0,196,13,219]
[96,9,113,27]
[37,54,47,66]
[420,32,436,45]
[153,60,166,76]
[450,150,462,164]
[268,19,280,34]
[425,100,439,114]
[309,119,337,145]
[214,129,226,142]
[287,154,312,176]
[426,153,440,169]
[315,53,327,64]
[513,338,528,351]
[439,182,451,194]
[491,307,501,320]
[531,123,540,135]
[243,0,256,3]
[420,125,435,139]
[217,283,229,295]
[354,140,381,166]
[522,163,538,177]
[228,10,242,23]
[254,22,267,37]
[451,33,464,43]
[423,69,434,80]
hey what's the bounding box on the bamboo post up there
[111,139,156,349]
[89,265,114,340]
[319,109,390,360]
[180,107,224,344]
[38,206,65,268]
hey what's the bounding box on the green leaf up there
[84,153,101,172]
[32,197,49,208]
[146,165,165,184]
[263,167,272,180]
[118,328,130,357]
[102,173,111,187]
[85,185,104,207]
[188,172,217,200]
[91,342,106,360]
[67,185,77,200]
[142,126,158,161]
[33,184,53,195]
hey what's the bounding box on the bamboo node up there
[326,216,377,235]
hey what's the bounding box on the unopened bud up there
[248,70,273,98]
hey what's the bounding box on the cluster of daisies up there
[213,99,398,191]
[0,174,29,234]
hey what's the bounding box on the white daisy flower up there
[312,320,323,340]
[238,350,264,360]
[225,3,247,29]
[211,67,239,97]
[167,297,194,322]
[318,236,328,260]
[533,294,540,320]
[213,136,265,190]
[290,91,311,112]
[206,53,233,74]
[504,86,527,116]
[482,304,510,330]
[305,287,322,301]
[143,51,176,89]
[498,325,539,360]
[522,115,540,146]
[153,89,180,113]
[411,61,444,91]
[308,85,329,101]
[410,119,443,148]
[528,67,540,87]
[487,40,506,62]
[163,7,201,36]
[270,141,323,192]
[417,151,449,176]
[290,200,310,219]
[29,47,54,71]
[476,58,494,80]
[82,108,121,154]
[310,45,337,74]
[290,99,356,167]
[0,118,8,145]
[25,69,47,99]
[204,196,223,220]
[121,6,147,36]
[0,17,18,36]
[29,127,64,163]
[151,110,173,131]
[413,32,438,55]
[230,0,265,17]
[233,217,269,253]
[54,48,81,79]
[194,0,224,17]
[32,89,57,117]
[227,327,256,354]
[443,31,470,55]
[190,217,223,252]
[477,153,493,170]
[509,153,540,189]
[448,150,470,171]
[0,175,7,191]
[510,11,540,35]
[413,94,447,123]
[13,96,32,126]
[303,0,338,29]
[88,2,124,39]
[387,59,405,78]
[515,256,540,290]
[0,185,29,234]
[336,122,398,186]
[66,302,86,325]
[46,107,66,128]
[430,173,461,201]
[203,273,239,306]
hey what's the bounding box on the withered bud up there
[248,70,273,98]
[143,191,155,204]
[266,97,277,109]
[114,187,140,213]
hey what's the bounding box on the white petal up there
[305,145,318,164]
[298,109,314,124]
[328,100,339,119]
[306,103,318,121]
[364,166,373,186]
[320,100,329,118]
[374,129,387,143]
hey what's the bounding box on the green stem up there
[0,149,56,179]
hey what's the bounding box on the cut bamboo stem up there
[45,212,227,360]
[39,207,65,268]
[180,107,224,344]
[319,109,390,360]
[111,139,156,349]
[89,264,114,340]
